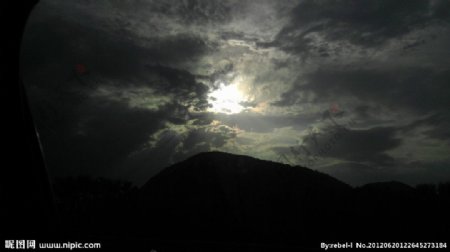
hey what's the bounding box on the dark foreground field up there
[50,152,450,251]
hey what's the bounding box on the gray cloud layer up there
[22,0,450,186]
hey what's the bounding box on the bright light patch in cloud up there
[208,82,246,114]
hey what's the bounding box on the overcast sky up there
[21,0,450,186]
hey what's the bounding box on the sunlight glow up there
[208,82,245,114]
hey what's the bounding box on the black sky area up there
[20,0,450,186]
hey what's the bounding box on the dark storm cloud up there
[21,14,212,83]
[353,105,371,120]
[271,89,305,107]
[424,123,450,142]
[149,0,233,24]
[292,126,401,165]
[22,5,214,107]
[267,0,450,55]
[22,0,450,186]
[196,60,236,89]
[401,113,450,142]
[184,125,236,149]
[215,112,320,133]
[185,111,322,134]
[274,67,450,113]
[190,113,214,126]
[22,7,214,123]
[41,98,168,177]
[145,65,210,112]
[21,4,217,181]
[433,0,450,22]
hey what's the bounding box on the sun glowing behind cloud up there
[208,82,246,114]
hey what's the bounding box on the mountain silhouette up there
[52,152,450,250]
[136,152,449,247]
[139,152,351,244]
